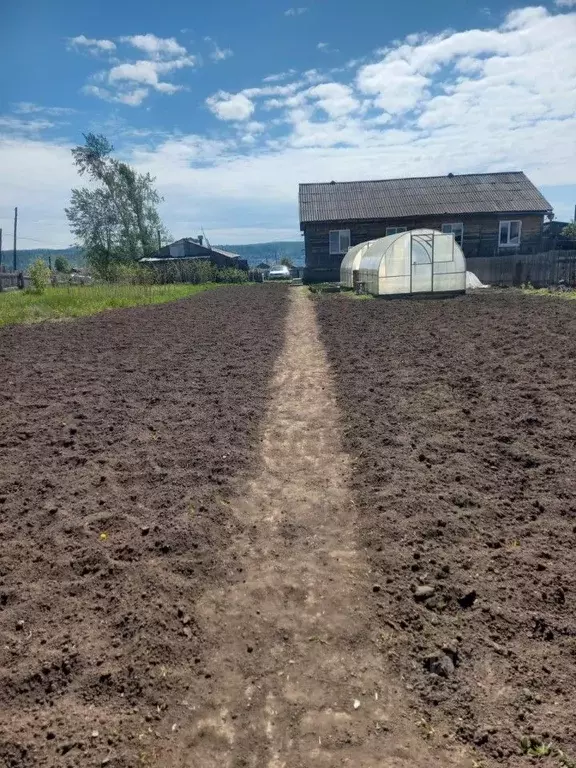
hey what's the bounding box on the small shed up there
[347,229,466,297]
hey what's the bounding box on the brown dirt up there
[163,287,464,767]
[0,285,290,767]
[315,290,576,767]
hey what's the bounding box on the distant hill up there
[216,241,304,266]
[2,246,85,271]
[7,241,304,271]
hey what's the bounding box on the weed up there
[521,735,552,757]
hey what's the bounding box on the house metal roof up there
[298,172,552,224]
[142,237,241,261]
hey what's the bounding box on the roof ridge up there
[299,171,527,187]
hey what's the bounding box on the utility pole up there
[157,229,161,252]
[0,227,3,270]
[13,207,18,272]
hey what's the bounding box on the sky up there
[1,0,575,249]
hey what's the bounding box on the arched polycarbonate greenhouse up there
[340,241,374,289]
[341,229,467,297]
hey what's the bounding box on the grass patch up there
[0,283,221,328]
[521,286,576,300]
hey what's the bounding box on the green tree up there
[280,257,294,268]
[561,222,576,240]
[65,133,169,278]
[54,255,71,273]
[29,259,51,294]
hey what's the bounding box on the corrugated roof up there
[299,172,552,224]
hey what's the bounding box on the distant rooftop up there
[299,171,553,224]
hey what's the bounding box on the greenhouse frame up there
[341,229,467,297]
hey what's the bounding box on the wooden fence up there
[0,271,30,291]
[466,251,576,288]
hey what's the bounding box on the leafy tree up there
[280,257,294,268]
[561,222,576,240]
[28,259,51,294]
[54,255,71,273]
[65,133,169,279]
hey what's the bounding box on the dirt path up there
[172,289,464,767]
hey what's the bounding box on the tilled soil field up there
[316,291,576,767]
[0,284,289,768]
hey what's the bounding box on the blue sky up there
[1,0,575,248]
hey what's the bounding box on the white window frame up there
[386,226,407,236]
[328,229,351,255]
[441,222,464,247]
[499,220,522,248]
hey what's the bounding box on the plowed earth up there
[0,285,289,767]
[315,291,576,767]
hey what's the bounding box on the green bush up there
[215,267,248,284]
[151,261,248,285]
[28,259,52,294]
[54,256,71,273]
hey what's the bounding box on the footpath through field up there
[173,288,462,767]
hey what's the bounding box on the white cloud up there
[119,34,187,59]
[317,42,339,54]
[284,7,308,15]
[555,0,576,6]
[263,70,297,82]
[12,102,76,116]
[108,57,194,89]
[68,35,116,54]
[207,40,233,62]
[0,117,56,133]
[303,83,360,118]
[73,33,195,106]
[82,84,150,106]
[4,6,576,248]
[206,92,255,121]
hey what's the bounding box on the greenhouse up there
[340,241,374,289]
[342,229,466,297]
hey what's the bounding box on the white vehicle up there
[268,264,291,280]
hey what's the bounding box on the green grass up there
[521,286,576,300]
[0,283,221,327]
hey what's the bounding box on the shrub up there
[28,259,52,294]
[215,267,248,284]
[54,256,71,273]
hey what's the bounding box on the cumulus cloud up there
[119,34,187,58]
[67,35,116,54]
[206,92,255,121]
[71,33,194,106]
[5,5,576,246]
[303,83,360,118]
[555,0,576,6]
[284,7,308,15]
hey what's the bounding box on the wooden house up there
[299,172,553,282]
[141,237,248,270]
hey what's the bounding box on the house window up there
[499,220,522,247]
[386,226,407,236]
[329,229,351,255]
[441,223,464,247]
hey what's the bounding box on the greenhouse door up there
[410,234,433,294]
